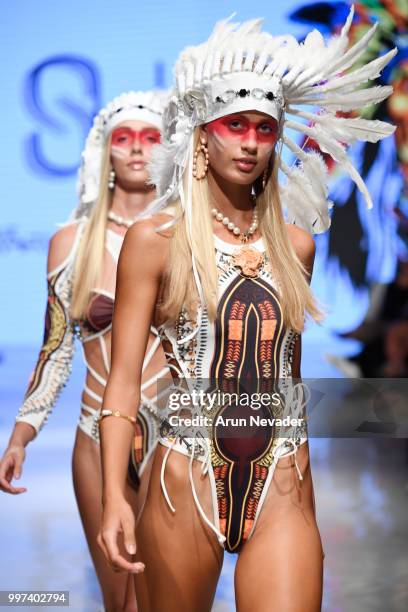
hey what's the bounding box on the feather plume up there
[244,47,256,70]
[310,48,398,94]
[286,108,396,144]
[177,72,186,97]
[185,62,194,90]
[340,4,354,38]
[284,34,348,94]
[202,52,215,82]
[280,153,331,234]
[285,119,374,208]
[232,47,244,71]
[211,48,222,76]
[287,16,378,94]
[194,57,204,84]
[322,22,379,79]
[254,48,269,73]
[289,85,393,111]
[282,134,308,162]
[222,49,234,73]
[205,14,239,48]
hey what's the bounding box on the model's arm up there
[98,218,168,573]
[0,223,83,494]
[287,223,316,283]
[286,224,316,378]
[287,224,319,518]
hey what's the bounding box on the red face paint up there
[207,114,278,144]
[111,127,161,150]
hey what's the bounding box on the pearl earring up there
[192,137,209,179]
[108,169,116,190]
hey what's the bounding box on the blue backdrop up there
[1,0,316,346]
[0,0,401,349]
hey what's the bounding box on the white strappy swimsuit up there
[16,221,169,476]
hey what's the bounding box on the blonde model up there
[97,13,395,612]
[0,91,169,612]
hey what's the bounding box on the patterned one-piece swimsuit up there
[15,220,168,486]
[158,233,308,553]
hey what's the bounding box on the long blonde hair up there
[70,137,112,320]
[159,129,324,333]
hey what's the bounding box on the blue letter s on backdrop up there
[24,55,101,176]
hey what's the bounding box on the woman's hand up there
[97,496,145,574]
[0,445,27,494]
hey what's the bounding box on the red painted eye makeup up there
[207,115,278,144]
[111,127,161,149]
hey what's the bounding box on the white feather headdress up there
[73,90,169,220]
[144,7,396,235]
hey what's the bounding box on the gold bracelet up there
[98,409,137,425]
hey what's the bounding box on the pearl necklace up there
[107,210,138,228]
[211,204,258,244]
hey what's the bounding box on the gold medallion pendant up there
[232,245,264,278]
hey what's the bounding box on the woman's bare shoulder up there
[47,220,84,274]
[286,223,315,257]
[285,223,316,273]
[121,212,174,278]
[125,212,174,247]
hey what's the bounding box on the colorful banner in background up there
[289,0,407,287]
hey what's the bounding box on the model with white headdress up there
[0,90,170,611]
[98,10,396,610]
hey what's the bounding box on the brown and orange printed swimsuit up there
[158,233,308,552]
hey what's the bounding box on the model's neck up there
[110,185,156,218]
[207,169,254,229]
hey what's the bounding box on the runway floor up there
[0,343,407,611]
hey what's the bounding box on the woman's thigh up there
[135,444,224,612]
[234,443,324,612]
[72,427,138,612]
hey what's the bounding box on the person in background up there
[0,90,169,612]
